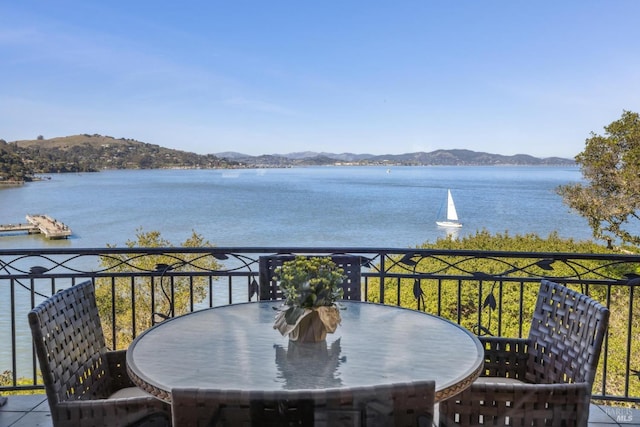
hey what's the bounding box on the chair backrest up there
[258,255,362,301]
[171,388,312,426]
[28,280,112,406]
[171,380,434,427]
[525,279,610,386]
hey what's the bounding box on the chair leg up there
[0,396,7,406]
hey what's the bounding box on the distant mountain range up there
[216,149,576,167]
[2,134,576,183]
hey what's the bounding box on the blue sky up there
[1,2,639,158]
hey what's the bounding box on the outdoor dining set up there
[26,254,610,427]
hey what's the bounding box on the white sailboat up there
[436,189,462,228]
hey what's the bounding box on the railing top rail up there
[2,246,640,261]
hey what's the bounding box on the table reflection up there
[274,339,345,389]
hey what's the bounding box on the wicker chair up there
[439,279,610,427]
[28,280,171,427]
[171,380,435,426]
[259,254,362,301]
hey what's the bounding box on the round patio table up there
[126,301,483,403]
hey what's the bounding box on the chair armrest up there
[106,349,136,390]
[55,396,170,427]
[479,336,529,380]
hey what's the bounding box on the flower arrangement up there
[273,256,345,342]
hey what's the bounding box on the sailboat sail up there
[446,189,458,221]
[436,189,462,228]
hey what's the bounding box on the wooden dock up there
[0,214,72,239]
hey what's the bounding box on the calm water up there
[0,166,591,250]
[0,165,599,375]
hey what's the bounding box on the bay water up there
[0,165,594,375]
[0,165,591,250]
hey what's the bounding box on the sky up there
[1,2,639,158]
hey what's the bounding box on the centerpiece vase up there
[290,309,327,343]
[274,305,341,343]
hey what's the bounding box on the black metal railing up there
[1,247,639,405]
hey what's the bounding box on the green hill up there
[2,134,236,180]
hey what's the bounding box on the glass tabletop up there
[127,300,483,402]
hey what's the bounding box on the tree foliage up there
[558,110,640,246]
[0,140,31,182]
[95,229,221,349]
[367,230,611,332]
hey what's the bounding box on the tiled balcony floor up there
[1,394,639,426]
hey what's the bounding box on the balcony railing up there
[1,247,639,405]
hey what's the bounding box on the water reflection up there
[444,225,460,239]
[274,339,345,389]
